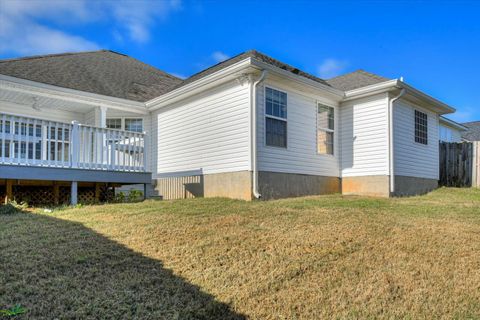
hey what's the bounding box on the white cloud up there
[0,0,99,56]
[317,58,348,79]
[0,0,182,56]
[110,0,181,44]
[212,51,230,63]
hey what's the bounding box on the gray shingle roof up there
[0,50,182,102]
[461,121,480,141]
[172,50,332,91]
[326,70,390,91]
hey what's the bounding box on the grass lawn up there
[1,188,480,319]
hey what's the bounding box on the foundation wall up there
[394,175,438,197]
[342,175,390,197]
[155,171,252,201]
[258,171,340,200]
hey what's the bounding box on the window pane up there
[318,105,334,130]
[125,119,143,133]
[106,118,122,130]
[266,117,287,148]
[317,130,334,155]
[414,110,428,144]
[265,88,287,119]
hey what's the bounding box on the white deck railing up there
[0,113,146,172]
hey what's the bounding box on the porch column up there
[71,181,78,205]
[96,106,108,128]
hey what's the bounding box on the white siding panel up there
[340,94,389,177]
[393,99,439,179]
[257,80,340,177]
[155,81,251,175]
[439,123,462,142]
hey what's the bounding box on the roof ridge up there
[0,50,114,63]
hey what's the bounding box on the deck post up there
[95,183,101,203]
[71,181,78,205]
[53,182,60,205]
[5,179,13,204]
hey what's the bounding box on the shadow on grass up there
[0,212,245,319]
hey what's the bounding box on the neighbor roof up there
[0,50,183,102]
[461,121,480,141]
[326,70,390,91]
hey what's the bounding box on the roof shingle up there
[461,121,480,141]
[0,50,182,102]
[326,70,390,91]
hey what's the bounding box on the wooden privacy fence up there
[439,142,476,187]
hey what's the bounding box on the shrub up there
[0,200,28,215]
[127,190,144,202]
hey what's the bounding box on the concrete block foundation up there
[258,171,340,200]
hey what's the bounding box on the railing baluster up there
[16,117,21,164]
[9,115,14,163]
[54,122,58,165]
[25,117,29,164]
[61,123,65,166]
[32,119,37,165]
[47,121,51,166]
[100,128,104,169]
[1,114,6,164]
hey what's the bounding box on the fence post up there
[71,121,79,168]
[473,141,479,188]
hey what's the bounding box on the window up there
[106,118,122,130]
[415,110,428,145]
[106,118,143,133]
[265,87,287,148]
[125,119,143,133]
[317,104,334,155]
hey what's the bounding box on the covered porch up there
[0,75,152,205]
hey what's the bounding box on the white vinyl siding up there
[154,80,251,176]
[393,99,439,179]
[257,80,339,177]
[439,124,462,142]
[340,93,389,177]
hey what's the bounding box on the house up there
[461,121,480,141]
[439,116,467,142]
[0,49,463,203]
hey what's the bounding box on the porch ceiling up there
[0,87,97,115]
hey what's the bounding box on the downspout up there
[251,70,268,199]
[388,86,406,195]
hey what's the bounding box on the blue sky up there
[0,0,479,122]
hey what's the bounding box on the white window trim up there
[264,86,288,149]
[106,117,144,133]
[316,102,336,157]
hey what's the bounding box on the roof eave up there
[249,59,345,100]
[439,116,468,131]
[344,79,456,115]
[146,58,255,110]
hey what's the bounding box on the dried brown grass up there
[1,187,480,319]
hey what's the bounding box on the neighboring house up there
[462,121,480,141]
[0,50,462,203]
[439,116,467,142]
